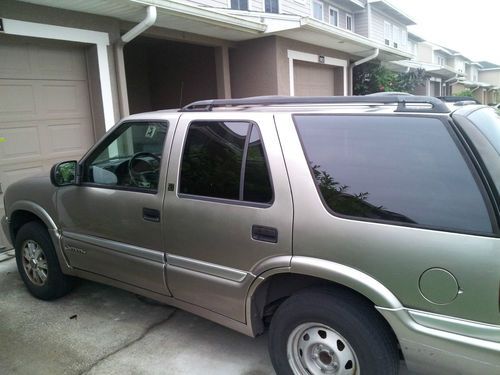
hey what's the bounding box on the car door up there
[57,118,176,296]
[163,112,293,322]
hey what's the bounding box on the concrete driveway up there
[0,252,413,375]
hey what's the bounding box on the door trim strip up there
[63,231,164,263]
[166,254,248,282]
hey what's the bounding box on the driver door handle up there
[143,208,160,223]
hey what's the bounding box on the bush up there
[353,62,428,95]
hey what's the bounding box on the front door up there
[164,113,293,322]
[57,119,173,295]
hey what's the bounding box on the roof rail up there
[180,95,450,113]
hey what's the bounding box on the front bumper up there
[1,215,12,247]
[378,307,500,375]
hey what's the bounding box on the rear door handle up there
[143,208,160,223]
[252,225,278,243]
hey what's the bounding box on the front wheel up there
[15,221,74,300]
[268,287,399,375]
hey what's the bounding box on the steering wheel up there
[128,152,161,188]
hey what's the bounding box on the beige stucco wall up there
[229,37,280,98]
[0,0,122,138]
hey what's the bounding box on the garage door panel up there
[35,45,87,81]
[41,81,90,116]
[0,38,94,248]
[294,61,335,97]
[0,82,36,116]
[0,126,41,160]
[48,121,92,153]
[0,42,31,79]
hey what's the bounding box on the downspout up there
[114,5,157,117]
[444,74,459,96]
[349,48,379,95]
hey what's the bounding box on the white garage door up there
[294,60,335,96]
[0,36,95,248]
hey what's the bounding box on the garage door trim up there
[2,18,115,130]
[287,49,348,96]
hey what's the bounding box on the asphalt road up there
[0,252,412,374]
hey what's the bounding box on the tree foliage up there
[353,62,428,95]
[453,89,475,97]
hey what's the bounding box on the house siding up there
[370,9,407,49]
[354,10,368,37]
[188,0,228,9]
[416,43,433,64]
[280,0,310,16]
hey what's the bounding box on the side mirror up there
[50,160,78,186]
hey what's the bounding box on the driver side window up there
[83,121,168,192]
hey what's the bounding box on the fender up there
[8,201,72,270]
[245,255,403,335]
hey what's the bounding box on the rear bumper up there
[1,215,12,247]
[378,307,500,375]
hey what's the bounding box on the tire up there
[268,287,399,375]
[15,221,74,300]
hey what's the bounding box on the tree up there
[353,61,428,95]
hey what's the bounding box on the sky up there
[389,0,500,64]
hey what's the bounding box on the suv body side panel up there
[275,112,500,325]
[163,112,293,322]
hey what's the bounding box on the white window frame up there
[328,6,339,27]
[2,18,115,130]
[229,0,248,10]
[287,49,348,96]
[312,0,324,21]
[384,21,392,46]
[346,13,353,31]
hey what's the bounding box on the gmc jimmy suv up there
[2,96,500,375]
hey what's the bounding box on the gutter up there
[349,48,380,95]
[114,5,157,118]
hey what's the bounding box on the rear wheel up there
[15,222,74,300]
[268,287,399,375]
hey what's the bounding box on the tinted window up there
[295,115,492,234]
[83,122,168,191]
[243,125,273,203]
[180,121,272,204]
[468,108,500,154]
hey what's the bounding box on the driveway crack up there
[79,309,177,375]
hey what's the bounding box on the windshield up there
[467,108,500,155]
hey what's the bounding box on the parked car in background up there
[2,95,500,375]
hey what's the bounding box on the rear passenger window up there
[180,121,272,204]
[295,115,493,234]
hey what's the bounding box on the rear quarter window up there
[295,115,493,235]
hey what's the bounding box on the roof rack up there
[180,95,450,113]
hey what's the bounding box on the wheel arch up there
[246,256,403,336]
[8,201,58,241]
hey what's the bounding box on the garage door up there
[0,36,95,248]
[294,60,335,96]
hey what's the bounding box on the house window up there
[329,6,339,26]
[346,13,353,31]
[312,1,324,21]
[392,25,400,48]
[265,0,279,13]
[231,0,248,10]
[384,21,392,46]
[437,56,445,66]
